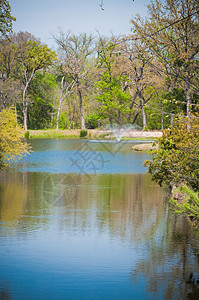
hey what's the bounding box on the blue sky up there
[9,0,150,48]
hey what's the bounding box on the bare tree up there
[54,31,95,129]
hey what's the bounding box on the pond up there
[0,139,198,300]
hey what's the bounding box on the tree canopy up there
[0,0,16,36]
[0,107,30,168]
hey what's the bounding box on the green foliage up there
[0,107,30,167]
[95,72,130,125]
[0,0,16,36]
[144,114,199,191]
[80,130,88,138]
[170,185,199,223]
[27,71,57,129]
[86,113,99,129]
[23,40,57,71]
[24,131,29,139]
[58,112,69,130]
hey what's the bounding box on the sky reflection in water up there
[0,139,199,300]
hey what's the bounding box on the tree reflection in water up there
[0,168,199,299]
[130,211,199,299]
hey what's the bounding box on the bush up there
[86,113,99,129]
[144,114,199,192]
[58,112,69,130]
[24,131,30,139]
[0,108,31,168]
[170,185,199,223]
[80,130,88,138]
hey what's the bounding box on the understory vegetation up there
[144,115,199,226]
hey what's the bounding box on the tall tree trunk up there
[170,113,174,126]
[72,100,76,130]
[23,69,35,131]
[77,79,85,130]
[56,77,75,130]
[78,89,85,129]
[22,85,28,131]
[160,100,164,130]
[141,104,147,130]
[56,96,62,130]
[184,85,191,130]
[139,97,147,130]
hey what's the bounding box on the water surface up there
[0,139,198,300]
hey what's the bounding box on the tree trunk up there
[22,69,35,131]
[0,92,5,111]
[56,77,75,130]
[140,98,147,130]
[184,86,191,130]
[77,81,85,130]
[141,105,147,130]
[72,100,76,130]
[56,104,61,130]
[22,86,28,131]
[160,100,164,130]
[170,113,174,126]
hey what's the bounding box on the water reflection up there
[0,139,198,299]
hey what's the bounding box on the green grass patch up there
[29,132,79,139]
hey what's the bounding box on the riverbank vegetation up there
[0,108,30,168]
[144,115,199,226]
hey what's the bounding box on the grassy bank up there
[25,129,161,140]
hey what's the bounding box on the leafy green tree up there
[0,107,30,168]
[13,32,57,130]
[95,36,131,126]
[0,0,15,36]
[0,35,20,110]
[144,114,199,192]
[96,72,130,126]
[27,71,58,129]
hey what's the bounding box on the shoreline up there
[26,129,162,140]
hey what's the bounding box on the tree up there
[144,114,199,192]
[54,31,95,129]
[95,36,131,126]
[120,36,162,129]
[54,64,75,130]
[0,0,16,36]
[13,32,57,130]
[131,0,199,121]
[27,71,58,129]
[0,35,20,110]
[0,107,30,168]
[95,72,130,126]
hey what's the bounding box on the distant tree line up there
[0,0,198,131]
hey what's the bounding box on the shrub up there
[0,108,31,168]
[24,131,30,139]
[144,114,199,192]
[86,113,99,129]
[170,185,199,223]
[80,130,88,138]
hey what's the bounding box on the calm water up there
[0,139,198,300]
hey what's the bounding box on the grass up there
[26,129,160,141]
